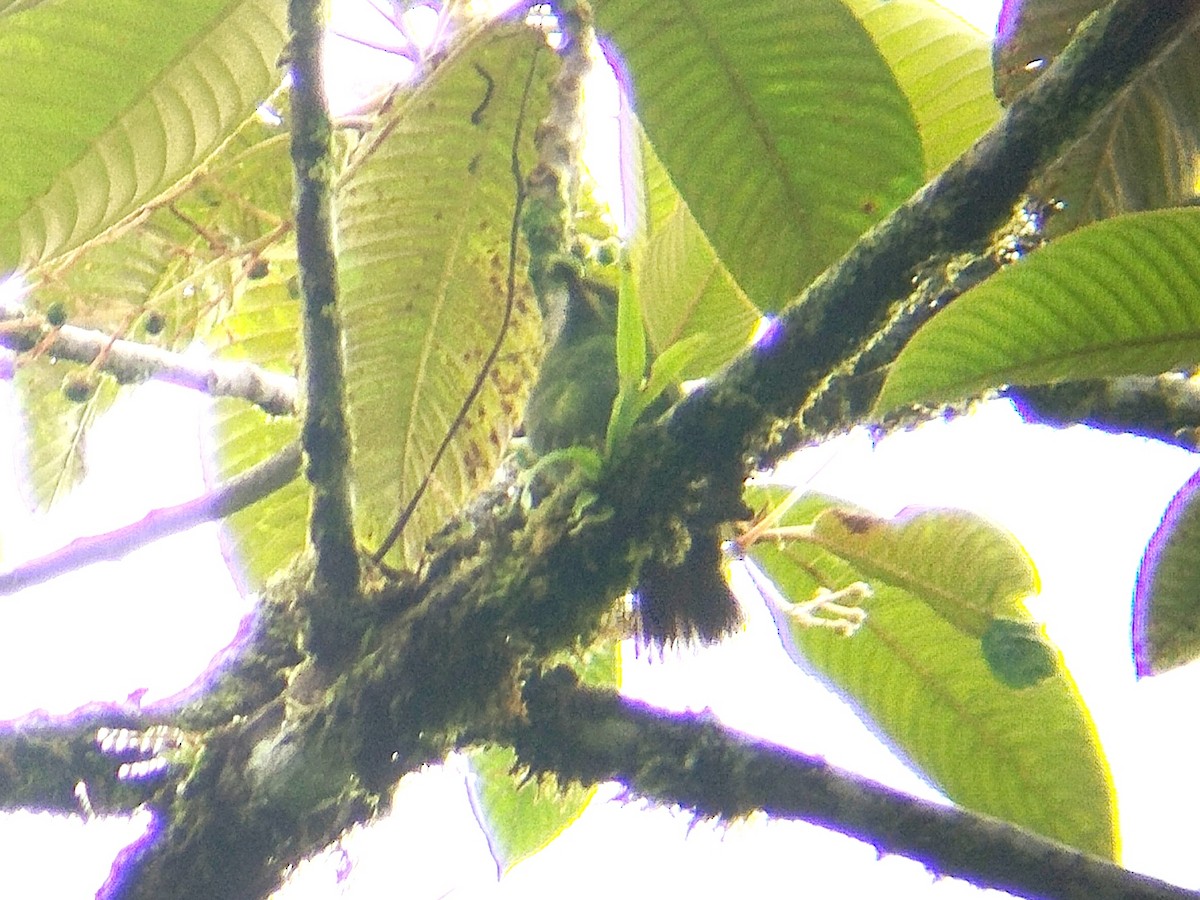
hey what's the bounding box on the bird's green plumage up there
[521,265,741,646]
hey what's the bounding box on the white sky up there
[8,1,1200,899]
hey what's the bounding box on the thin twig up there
[0,443,302,596]
[0,305,298,416]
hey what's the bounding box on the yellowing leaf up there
[745,486,1116,859]
[809,504,1039,636]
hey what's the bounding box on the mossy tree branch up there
[512,668,1199,900]
[289,0,360,601]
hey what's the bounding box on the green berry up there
[594,241,619,267]
[46,302,67,327]
[62,372,97,403]
[143,310,166,335]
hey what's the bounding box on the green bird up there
[523,266,741,647]
[523,267,619,456]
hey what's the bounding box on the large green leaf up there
[17,117,294,516]
[593,0,924,309]
[628,133,760,380]
[25,111,293,340]
[843,0,1001,175]
[875,208,1200,415]
[1134,466,1200,677]
[337,23,552,567]
[0,0,287,271]
[995,2,1200,235]
[745,487,1117,859]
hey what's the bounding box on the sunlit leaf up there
[843,0,1001,175]
[467,744,595,876]
[876,209,1200,415]
[336,23,553,567]
[627,132,760,378]
[0,0,288,271]
[1134,466,1200,677]
[745,486,1116,859]
[25,109,294,351]
[465,641,617,874]
[808,504,1039,637]
[15,363,119,510]
[614,259,645,394]
[594,0,924,308]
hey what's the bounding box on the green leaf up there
[614,259,645,394]
[203,262,306,593]
[13,117,293,521]
[26,109,294,345]
[594,0,924,308]
[0,0,288,271]
[336,24,553,567]
[876,208,1200,415]
[996,3,1200,234]
[639,333,705,408]
[745,487,1116,859]
[1134,466,1200,677]
[808,504,1040,637]
[604,332,701,457]
[466,641,617,875]
[842,0,1001,175]
[628,132,761,378]
[467,744,595,876]
[15,364,119,510]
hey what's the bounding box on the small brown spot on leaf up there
[834,510,878,534]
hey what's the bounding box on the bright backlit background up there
[7,2,1200,898]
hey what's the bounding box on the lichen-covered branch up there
[289,0,360,600]
[0,305,297,416]
[512,668,1199,900]
[0,443,301,596]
